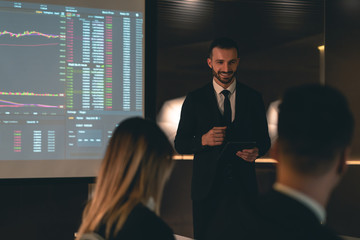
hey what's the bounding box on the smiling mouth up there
[220,72,233,78]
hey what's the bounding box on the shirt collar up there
[144,196,156,211]
[274,182,326,224]
[213,78,236,95]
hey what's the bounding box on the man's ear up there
[337,147,350,175]
[207,57,212,68]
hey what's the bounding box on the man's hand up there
[236,147,259,162]
[202,126,227,146]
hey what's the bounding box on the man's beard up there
[211,68,236,85]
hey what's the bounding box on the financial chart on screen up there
[0,1,144,162]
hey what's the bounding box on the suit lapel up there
[234,82,247,124]
[204,83,223,125]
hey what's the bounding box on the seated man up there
[258,84,353,239]
[214,84,354,240]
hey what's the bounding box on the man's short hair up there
[208,37,239,58]
[278,84,354,175]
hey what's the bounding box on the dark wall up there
[145,0,158,120]
[325,0,360,158]
[324,1,360,234]
[156,0,324,113]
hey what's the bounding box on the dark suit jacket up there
[174,81,270,201]
[253,190,343,240]
[96,203,175,240]
[215,190,342,240]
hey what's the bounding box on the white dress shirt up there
[213,79,236,122]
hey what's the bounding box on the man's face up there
[207,47,239,88]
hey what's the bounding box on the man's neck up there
[277,167,333,207]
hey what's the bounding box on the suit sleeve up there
[174,94,204,154]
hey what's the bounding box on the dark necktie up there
[221,90,231,126]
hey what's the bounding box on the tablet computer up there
[220,141,257,158]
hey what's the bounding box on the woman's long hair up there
[76,117,174,239]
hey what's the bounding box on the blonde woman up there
[76,117,175,240]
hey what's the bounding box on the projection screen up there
[0,0,145,178]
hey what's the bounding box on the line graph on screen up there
[0,30,62,46]
[0,92,65,109]
[0,30,61,38]
[0,99,64,108]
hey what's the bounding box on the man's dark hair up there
[278,84,354,175]
[208,37,239,58]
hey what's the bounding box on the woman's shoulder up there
[95,203,175,240]
[117,203,175,240]
[126,203,162,223]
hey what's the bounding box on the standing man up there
[174,37,271,239]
